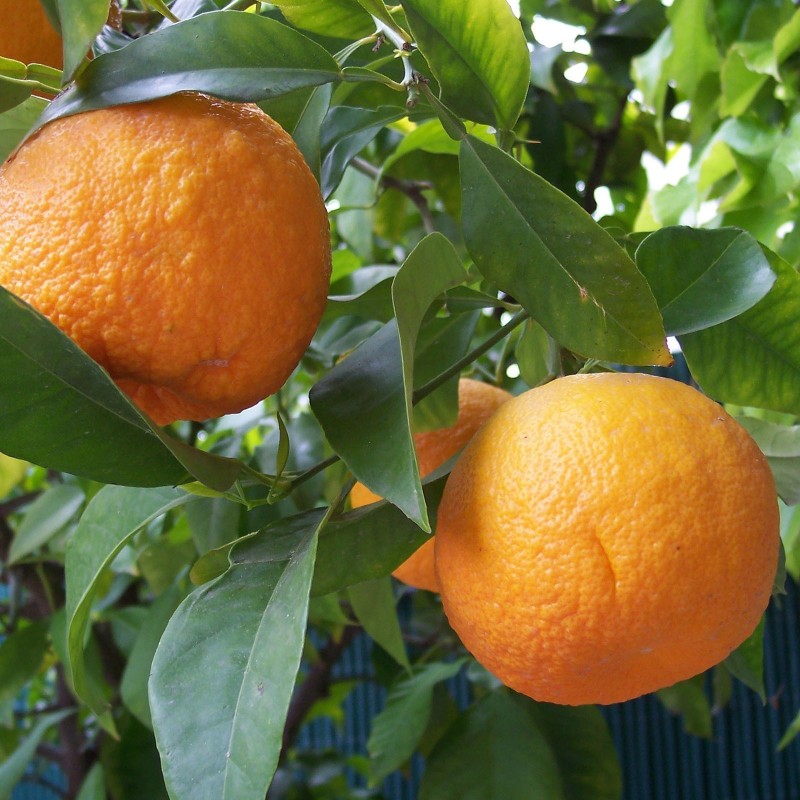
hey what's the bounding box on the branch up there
[580,94,629,214]
[279,624,361,763]
[351,156,436,234]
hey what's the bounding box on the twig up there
[581,94,629,214]
[278,624,361,763]
[351,156,436,234]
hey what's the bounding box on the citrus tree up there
[1,0,800,798]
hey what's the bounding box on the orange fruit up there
[351,378,512,592]
[0,0,62,67]
[435,372,779,705]
[0,92,331,425]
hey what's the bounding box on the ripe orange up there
[435,372,779,705]
[0,0,62,67]
[0,92,331,425]
[351,378,511,592]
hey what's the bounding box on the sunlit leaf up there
[39,12,342,125]
[460,136,670,366]
[400,0,529,131]
[270,0,374,38]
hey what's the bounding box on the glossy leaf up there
[65,486,191,718]
[39,12,342,125]
[270,0,374,38]
[150,512,320,800]
[419,689,564,800]
[8,483,84,564]
[0,622,49,708]
[368,660,465,784]
[120,585,185,729]
[0,709,75,799]
[0,287,242,490]
[57,0,107,80]
[679,251,800,415]
[635,227,775,336]
[348,577,410,670]
[310,234,467,529]
[737,417,800,505]
[460,136,670,366]
[400,0,529,131]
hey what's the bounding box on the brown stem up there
[278,624,361,764]
[581,94,629,214]
[351,156,436,234]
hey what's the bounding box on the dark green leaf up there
[39,12,342,125]
[516,319,559,388]
[56,0,107,80]
[0,287,241,490]
[102,714,169,800]
[679,251,800,415]
[0,622,49,708]
[419,688,564,800]
[460,137,670,366]
[635,227,775,336]
[320,106,405,197]
[150,511,320,800]
[724,616,766,700]
[400,0,529,131]
[310,234,467,529]
[121,586,184,729]
[348,577,410,670]
[737,417,800,505]
[8,484,84,564]
[185,496,242,554]
[368,660,465,784]
[525,701,623,800]
[65,486,191,718]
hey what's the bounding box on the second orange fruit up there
[350,378,511,592]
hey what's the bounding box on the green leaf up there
[8,484,84,564]
[679,251,800,415]
[348,577,410,670]
[56,0,107,80]
[400,0,529,131]
[657,675,713,738]
[516,320,559,388]
[271,0,374,38]
[419,689,564,800]
[101,714,169,800]
[193,473,446,592]
[76,764,106,800]
[737,417,800,505]
[635,227,776,337]
[724,616,766,701]
[0,287,242,490]
[310,234,467,529]
[39,12,342,125]
[185,496,242,555]
[120,585,185,729]
[150,511,320,800]
[367,660,465,785]
[778,705,800,750]
[0,709,75,800]
[320,106,405,197]
[524,701,622,800]
[460,136,670,366]
[664,0,719,100]
[65,486,191,718]
[0,95,47,159]
[0,622,49,708]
